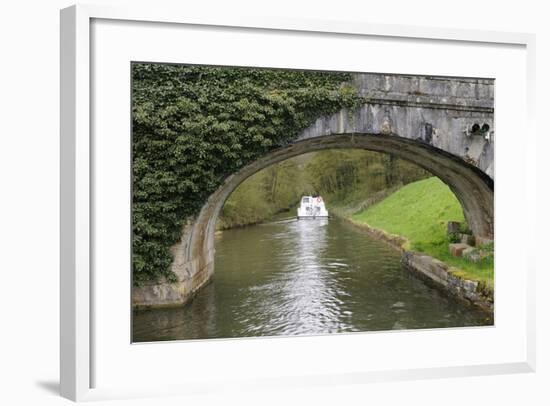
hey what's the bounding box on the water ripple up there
[133,218,493,341]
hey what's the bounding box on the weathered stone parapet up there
[304,74,494,185]
[401,251,493,312]
[352,74,494,109]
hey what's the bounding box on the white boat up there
[297,196,329,219]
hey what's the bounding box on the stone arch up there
[132,73,494,307]
[131,133,493,308]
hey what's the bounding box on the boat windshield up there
[302,197,310,203]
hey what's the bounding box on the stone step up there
[449,243,471,257]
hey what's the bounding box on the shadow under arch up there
[133,133,493,308]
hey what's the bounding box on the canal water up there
[133,217,492,342]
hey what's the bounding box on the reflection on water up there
[133,218,492,342]
[247,219,344,336]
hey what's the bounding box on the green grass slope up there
[352,177,493,286]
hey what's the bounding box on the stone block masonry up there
[449,243,471,257]
[401,252,493,312]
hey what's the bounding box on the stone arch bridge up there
[133,73,494,307]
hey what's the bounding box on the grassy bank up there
[351,177,493,287]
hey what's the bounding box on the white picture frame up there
[60,4,536,402]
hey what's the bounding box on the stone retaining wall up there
[401,251,493,312]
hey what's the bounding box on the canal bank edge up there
[132,276,213,310]
[401,252,493,312]
[342,217,494,312]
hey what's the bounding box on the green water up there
[133,217,492,342]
